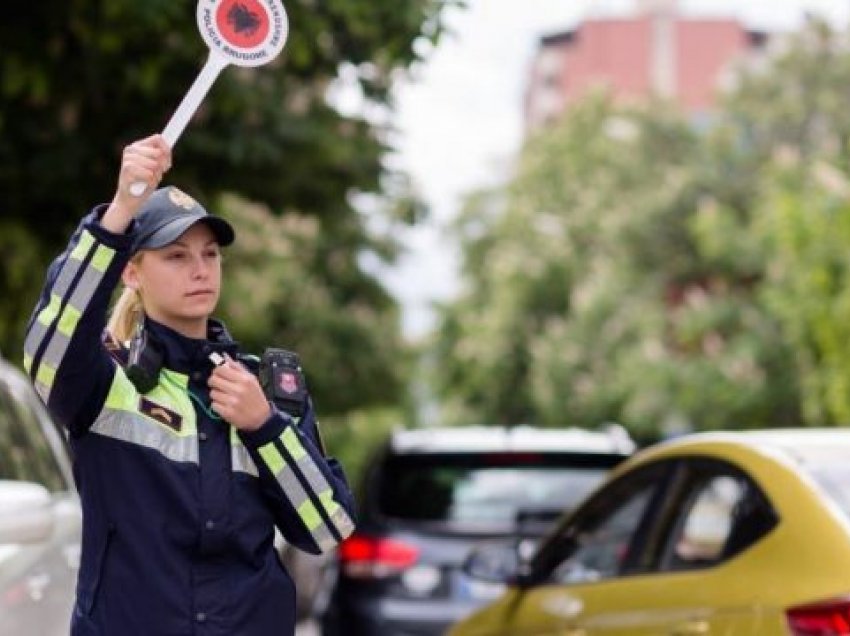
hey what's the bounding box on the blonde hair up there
[107,253,147,343]
[107,287,144,344]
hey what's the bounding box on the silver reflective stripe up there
[91,408,199,464]
[26,235,114,402]
[231,442,259,477]
[327,499,356,539]
[24,312,51,368]
[280,428,355,540]
[315,528,340,553]
[258,442,338,551]
[37,330,71,383]
[24,233,94,362]
[33,364,56,403]
[38,262,110,384]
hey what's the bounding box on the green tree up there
[695,18,850,426]
[433,95,704,433]
[1,0,460,414]
[432,90,802,439]
[749,158,850,425]
[433,18,850,438]
[217,195,410,412]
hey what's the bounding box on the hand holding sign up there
[130,0,289,196]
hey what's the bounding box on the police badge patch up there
[167,187,198,211]
[139,396,183,433]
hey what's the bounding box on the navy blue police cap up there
[131,186,235,253]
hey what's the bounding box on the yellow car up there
[447,429,850,636]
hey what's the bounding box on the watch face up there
[197,0,289,67]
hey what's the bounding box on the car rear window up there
[803,461,850,521]
[0,377,68,492]
[376,452,624,526]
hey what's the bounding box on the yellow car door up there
[463,462,673,636]
[454,586,585,636]
[566,458,777,635]
[565,571,765,635]
[448,460,672,636]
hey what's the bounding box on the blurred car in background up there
[316,424,635,636]
[449,429,850,636]
[0,354,81,635]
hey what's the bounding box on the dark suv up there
[316,425,634,636]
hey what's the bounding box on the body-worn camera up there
[125,323,164,394]
[124,326,309,423]
[258,349,307,418]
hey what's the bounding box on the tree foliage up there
[432,19,850,438]
[1,0,459,414]
[218,195,410,412]
[707,20,850,426]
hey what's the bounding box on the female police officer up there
[24,134,356,635]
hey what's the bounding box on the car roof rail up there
[390,424,637,454]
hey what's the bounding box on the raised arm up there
[23,135,171,435]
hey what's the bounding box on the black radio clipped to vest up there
[258,349,307,418]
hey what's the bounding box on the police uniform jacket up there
[24,207,357,636]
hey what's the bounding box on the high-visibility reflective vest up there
[24,208,356,636]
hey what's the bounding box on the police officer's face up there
[124,223,222,337]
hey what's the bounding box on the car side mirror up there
[462,543,522,585]
[0,480,55,544]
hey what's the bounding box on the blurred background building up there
[524,0,769,130]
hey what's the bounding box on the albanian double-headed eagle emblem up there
[227,3,262,36]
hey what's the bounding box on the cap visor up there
[139,215,235,250]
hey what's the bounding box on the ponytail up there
[107,287,144,344]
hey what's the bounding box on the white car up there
[0,354,81,635]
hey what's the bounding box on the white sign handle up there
[129,52,229,197]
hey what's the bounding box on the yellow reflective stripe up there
[105,368,197,437]
[24,230,97,366]
[161,369,189,389]
[318,489,341,517]
[259,443,286,475]
[37,294,63,327]
[56,302,82,337]
[28,232,116,402]
[90,244,115,273]
[104,368,138,411]
[258,439,339,549]
[281,427,307,460]
[297,499,323,532]
[278,427,354,537]
[148,370,195,437]
[91,245,115,273]
[23,355,33,374]
[35,361,56,390]
[70,231,95,262]
[95,369,199,463]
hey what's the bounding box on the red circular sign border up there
[215,0,270,50]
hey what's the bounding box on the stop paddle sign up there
[130,0,289,196]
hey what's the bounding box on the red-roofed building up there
[525,0,768,130]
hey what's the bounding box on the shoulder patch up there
[102,331,129,366]
[139,396,183,433]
